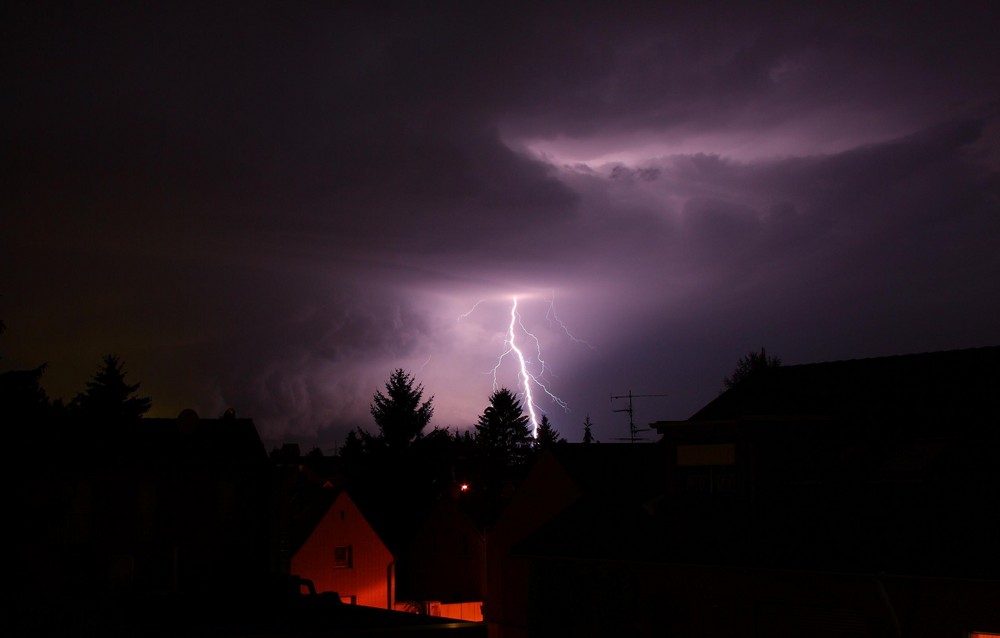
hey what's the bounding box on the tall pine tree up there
[534,414,564,451]
[370,368,434,448]
[72,354,151,421]
[475,388,533,468]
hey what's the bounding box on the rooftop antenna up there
[610,390,668,443]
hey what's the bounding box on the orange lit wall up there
[438,601,484,622]
[291,492,395,609]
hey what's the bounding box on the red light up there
[460,483,469,492]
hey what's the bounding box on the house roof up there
[542,442,669,503]
[689,345,1000,428]
[286,484,431,559]
[349,484,435,555]
[138,413,270,465]
[51,411,271,478]
[415,492,492,540]
[285,477,343,556]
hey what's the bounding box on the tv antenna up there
[610,390,668,443]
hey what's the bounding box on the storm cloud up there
[4,1,998,450]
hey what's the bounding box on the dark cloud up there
[3,1,998,447]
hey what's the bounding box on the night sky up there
[4,1,999,451]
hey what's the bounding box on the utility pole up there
[610,390,668,443]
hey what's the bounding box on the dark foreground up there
[10,591,487,638]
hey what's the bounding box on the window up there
[676,443,736,466]
[684,466,737,494]
[334,545,353,568]
[109,554,134,590]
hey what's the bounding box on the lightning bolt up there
[503,297,541,435]
[458,295,576,436]
[458,293,586,437]
[457,299,485,322]
[511,300,569,412]
[545,293,595,349]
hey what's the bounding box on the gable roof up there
[415,493,489,540]
[541,442,668,503]
[286,481,343,556]
[53,412,271,478]
[287,484,430,559]
[690,345,1000,430]
[138,414,269,465]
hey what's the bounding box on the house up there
[281,437,493,617]
[290,489,397,609]
[483,442,668,638]
[403,494,487,622]
[22,409,274,597]
[499,346,1000,637]
[285,454,490,622]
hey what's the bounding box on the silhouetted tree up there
[369,368,434,449]
[722,347,781,391]
[340,425,385,458]
[410,426,460,491]
[582,415,595,444]
[450,428,479,463]
[415,425,454,450]
[71,354,151,420]
[340,428,365,460]
[1,363,52,424]
[0,318,52,421]
[534,415,564,451]
[475,388,533,468]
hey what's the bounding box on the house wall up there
[47,423,272,596]
[291,492,395,609]
[526,557,1000,637]
[407,498,485,604]
[485,451,582,638]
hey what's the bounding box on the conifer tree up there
[722,347,781,391]
[370,368,434,448]
[475,388,532,467]
[72,354,151,421]
[582,415,595,444]
[534,414,564,450]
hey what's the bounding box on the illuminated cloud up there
[3,2,998,449]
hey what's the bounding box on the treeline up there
[306,368,601,513]
[341,368,592,461]
[0,333,598,482]
[3,352,151,428]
